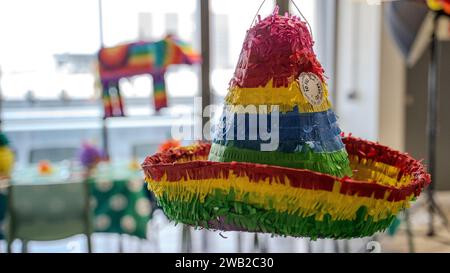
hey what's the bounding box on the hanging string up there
[289,0,314,39]
[248,0,314,40]
[249,0,266,29]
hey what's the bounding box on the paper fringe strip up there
[225,80,331,113]
[230,8,324,89]
[208,143,352,178]
[213,137,344,154]
[142,136,430,238]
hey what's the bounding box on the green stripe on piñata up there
[153,81,165,93]
[208,143,353,178]
[156,188,395,239]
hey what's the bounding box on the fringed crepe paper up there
[142,7,430,239]
[143,136,430,239]
[158,139,181,153]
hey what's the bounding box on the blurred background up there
[0,0,449,253]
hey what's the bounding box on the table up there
[0,162,154,240]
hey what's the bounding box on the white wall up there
[378,10,406,151]
[335,1,381,141]
[335,1,406,148]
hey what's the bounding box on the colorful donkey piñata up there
[98,35,201,118]
[142,7,430,239]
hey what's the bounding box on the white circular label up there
[299,72,324,106]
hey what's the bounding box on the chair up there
[6,180,93,253]
[29,147,78,164]
[132,143,159,162]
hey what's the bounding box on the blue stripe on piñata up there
[212,108,344,153]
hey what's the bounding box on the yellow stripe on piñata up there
[225,80,332,113]
[146,172,413,222]
[128,56,153,67]
[154,92,166,100]
[349,155,412,188]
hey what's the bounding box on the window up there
[212,14,231,69]
[0,0,200,101]
[165,13,179,36]
[1,0,330,166]
[101,0,200,99]
[138,13,153,40]
[0,0,201,166]
[0,0,100,101]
